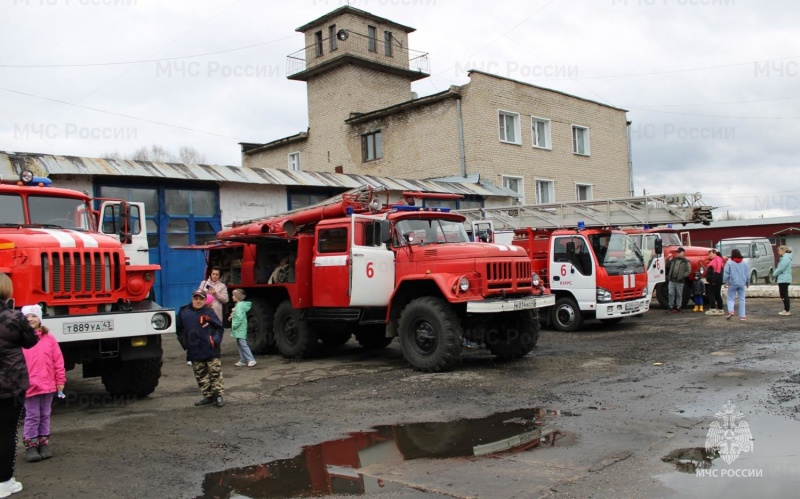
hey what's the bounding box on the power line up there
[0,35,296,68]
[1,86,246,141]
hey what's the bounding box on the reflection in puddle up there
[201,408,563,498]
[662,447,720,474]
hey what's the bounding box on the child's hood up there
[237,300,252,313]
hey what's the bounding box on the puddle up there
[200,408,563,498]
[658,413,800,496]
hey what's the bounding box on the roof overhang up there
[288,54,428,82]
[345,88,461,125]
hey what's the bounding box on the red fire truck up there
[197,187,554,372]
[459,193,714,330]
[0,170,175,396]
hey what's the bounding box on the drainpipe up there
[626,119,634,197]
[456,98,467,177]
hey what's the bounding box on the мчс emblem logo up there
[705,400,754,465]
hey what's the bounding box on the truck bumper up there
[595,297,650,319]
[467,294,555,313]
[46,304,175,344]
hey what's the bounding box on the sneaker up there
[194,397,214,407]
[464,340,478,349]
[234,361,246,367]
[726,312,734,320]
[246,360,257,367]
[186,361,192,366]
[0,478,22,497]
[740,316,746,321]
[779,310,790,316]
[214,395,225,408]
[705,309,715,315]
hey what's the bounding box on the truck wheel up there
[274,300,317,359]
[398,297,462,372]
[355,325,393,349]
[487,310,539,360]
[681,281,693,308]
[101,358,162,397]
[247,298,276,354]
[765,270,773,284]
[320,331,351,348]
[655,283,669,309]
[551,297,583,332]
[749,271,758,285]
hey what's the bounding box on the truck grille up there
[613,289,639,300]
[41,251,121,294]
[485,260,532,290]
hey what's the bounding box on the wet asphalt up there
[12,298,800,498]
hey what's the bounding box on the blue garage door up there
[96,183,219,310]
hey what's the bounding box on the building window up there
[531,117,551,149]
[288,152,300,171]
[328,24,337,51]
[314,30,323,57]
[368,25,377,52]
[536,179,554,204]
[572,125,590,155]
[498,111,521,144]
[384,31,393,56]
[576,183,592,201]
[362,131,382,162]
[502,176,524,204]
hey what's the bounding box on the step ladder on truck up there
[458,193,714,331]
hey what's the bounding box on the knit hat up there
[232,289,245,300]
[21,304,43,322]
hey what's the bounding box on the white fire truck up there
[458,193,714,330]
[0,170,175,396]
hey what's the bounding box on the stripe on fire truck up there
[30,229,101,248]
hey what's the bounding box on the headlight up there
[459,276,470,292]
[151,313,171,330]
[532,272,541,287]
[642,287,648,297]
[596,287,612,303]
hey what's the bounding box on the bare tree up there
[102,145,207,164]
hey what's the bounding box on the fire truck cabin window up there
[318,228,348,253]
[0,194,25,225]
[28,195,92,230]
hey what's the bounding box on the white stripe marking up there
[30,229,76,248]
[66,230,99,248]
[314,255,347,267]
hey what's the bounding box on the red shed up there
[681,216,800,265]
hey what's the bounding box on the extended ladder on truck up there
[458,193,713,230]
[455,193,715,331]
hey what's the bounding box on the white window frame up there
[502,175,525,204]
[288,152,300,171]
[572,125,590,156]
[498,110,521,145]
[535,179,555,204]
[531,116,552,150]
[576,183,593,201]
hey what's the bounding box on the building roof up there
[467,70,629,113]
[345,87,461,125]
[239,131,308,155]
[0,151,519,199]
[295,6,416,33]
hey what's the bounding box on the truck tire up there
[765,270,773,284]
[551,297,583,332]
[486,310,539,360]
[247,298,276,354]
[355,325,393,349]
[274,300,317,359]
[320,331,351,348]
[101,358,162,397]
[656,283,669,309]
[749,271,758,285]
[681,281,693,308]
[398,296,462,372]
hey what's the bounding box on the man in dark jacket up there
[667,247,692,313]
[176,289,225,408]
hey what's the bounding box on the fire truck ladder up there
[458,193,714,230]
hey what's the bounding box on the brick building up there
[243,6,633,207]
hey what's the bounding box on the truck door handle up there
[553,276,560,281]
[352,253,364,257]
[137,249,149,252]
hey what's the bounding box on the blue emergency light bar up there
[391,205,451,212]
[19,170,52,187]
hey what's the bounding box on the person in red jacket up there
[20,305,65,463]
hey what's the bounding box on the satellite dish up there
[336,29,349,41]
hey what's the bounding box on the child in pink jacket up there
[20,305,65,463]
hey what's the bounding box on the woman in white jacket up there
[723,248,750,321]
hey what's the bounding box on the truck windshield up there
[589,233,645,274]
[657,232,682,246]
[395,218,469,246]
[0,194,25,225]
[28,195,94,230]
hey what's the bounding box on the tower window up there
[368,26,377,52]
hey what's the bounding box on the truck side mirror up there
[654,238,663,256]
[380,220,393,244]
[119,201,132,244]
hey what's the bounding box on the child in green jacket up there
[229,289,256,367]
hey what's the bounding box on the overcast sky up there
[1,0,798,218]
